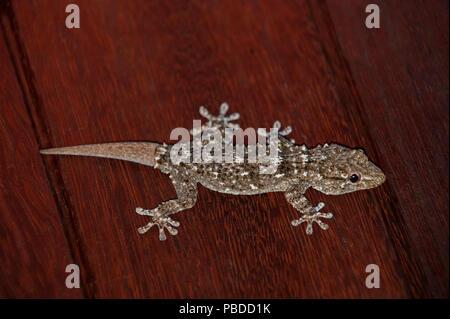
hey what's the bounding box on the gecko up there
[40,102,386,240]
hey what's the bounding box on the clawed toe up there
[258,120,294,143]
[291,202,333,235]
[198,102,240,130]
[136,208,180,240]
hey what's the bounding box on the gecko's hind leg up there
[192,102,240,135]
[285,185,333,235]
[136,179,198,241]
[136,207,180,240]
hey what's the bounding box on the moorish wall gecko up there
[41,103,386,241]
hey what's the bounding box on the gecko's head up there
[310,144,386,195]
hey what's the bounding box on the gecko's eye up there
[350,174,359,183]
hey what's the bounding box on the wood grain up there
[324,0,449,298]
[0,3,83,298]
[0,0,447,298]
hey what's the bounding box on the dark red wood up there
[0,3,84,298]
[0,0,447,298]
[324,0,449,298]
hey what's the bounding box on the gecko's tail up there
[40,142,162,167]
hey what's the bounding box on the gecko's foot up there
[192,102,240,135]
[136,207,180,241]
[257,120,295,143]
[291,202,333,235]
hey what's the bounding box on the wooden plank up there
[324,0,449,297]
[0,3,84,298]
[8,0,414,297]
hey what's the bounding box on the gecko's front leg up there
[285,185,333,235]
[136,177,198,241]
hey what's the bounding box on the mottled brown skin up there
[41,103,385,240]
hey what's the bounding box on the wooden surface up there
[0,0,447,298]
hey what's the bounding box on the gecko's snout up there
[379,171,386,184]
[363,166,386,187]
[374,171,386,186]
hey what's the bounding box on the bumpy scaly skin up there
[40,102,386,241]
[138,103,386,240]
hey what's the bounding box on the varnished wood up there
[325,0,449,298]
[0,0,447,298]
[0,3,83,298]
